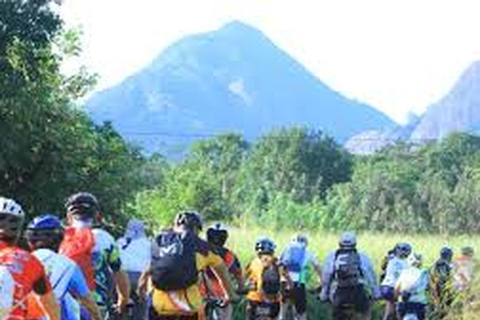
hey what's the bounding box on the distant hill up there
[86,21,395,154]
[347,61,480,154]
[411,61,480,140]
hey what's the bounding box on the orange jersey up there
[245,255,286,303]
[0,242,52,320]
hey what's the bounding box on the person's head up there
[291,234,308,247]
[255,237,276,256]
[206,222,228,247]
[25,214,64,251]
[174,211,203,235]
[395,242,412,259]
[440,246,453,263]
[408,252,423,268]
[125,218,146,240]
[339,231,357,250]
[0,197,25,245]
[65,192,100,227]
[461,246,475,258]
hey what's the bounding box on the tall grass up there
[222,227,479,320]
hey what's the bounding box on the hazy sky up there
[61,0,480,124]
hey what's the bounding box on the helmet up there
[255,237,276,254]
[408,253,423,268]
[440,246,453,261]
[291,234,308,247]
[339,231,357,248]
[125,219,146,239]
[174,211,203,231]
[461,246,475,257]
[207,223,228,246]
[65,192,99,219]
[25,214,64,242]
[0,197,25,237]
[396,243,412,258]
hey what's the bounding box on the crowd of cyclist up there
[0,193,477,320]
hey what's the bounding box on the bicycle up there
[204,297,228,320]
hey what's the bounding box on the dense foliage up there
[133,131,480,234]
[0,0,145,227]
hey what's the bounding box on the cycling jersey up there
[382,256,409,287]
[0,242,52,320]
[92,228,122,307]
[151,236,223,316]
[395,267,429,304]
[27,249,90,320]
[280,244,320,284]
[201,246,242,300]
[117,236,151,273]
[245,254,286,303]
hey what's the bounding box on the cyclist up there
[453,246,476,294]
[60,192,130,319]
[395,253,429,320]
[279,234,322,320]
[25,214,102,320]
[117,219,151,320]
[320,232,380,320]
[429,246,454,319]
[381,243,412,320]
[244,237,292,320]
[202,223,244,320]
[0,197,60,320]
[138,211,238,320]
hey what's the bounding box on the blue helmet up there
[396,242,412,258]
[440,246,453,261]
[255,237,276,254]
[26,214,63,242]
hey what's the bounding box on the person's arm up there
[320,253,334,301]
[137,266,152,300]
[68,266,102,320]
[38,291,61,320]
[78,293,103,320]
[308,251,323,284]
[360,253,381,299]
[209,255,239,301]
[113,270,131,311]
[107,243,131,312]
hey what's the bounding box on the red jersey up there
[0,242,52,320]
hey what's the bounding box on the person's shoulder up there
[192,235,215,256]
[93,228,116,244]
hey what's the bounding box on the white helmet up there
[0,197,25,237]
[408,253,423,268]
[0,197,24,217]
[339,231,357,248]
[292,234,308,246]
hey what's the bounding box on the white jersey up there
[395,267,429,304]
[382,257,409,287]
[117,236,151,273]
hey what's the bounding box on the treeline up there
[0,0,146,230]
[132,130,480,234]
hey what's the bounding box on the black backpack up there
[261,260,281,295]
[334,249,363,288]
[151,230,198,291]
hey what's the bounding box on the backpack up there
[151,230,198,291]
[59,227,96,290]
[260,259,281,295]
[281,244,306,273]
[334,249,363,288]
[0,265,14,319]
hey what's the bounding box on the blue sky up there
[61,0,480,124]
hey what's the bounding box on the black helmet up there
[207,223,228,246]
[25,214,64,243]
[255,237,276,254]
[65,192,99,219]
[174,211,203,231]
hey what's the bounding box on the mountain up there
[411,61,480,141]
[86,21,395,154]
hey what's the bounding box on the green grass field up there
[222,228,479,320]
